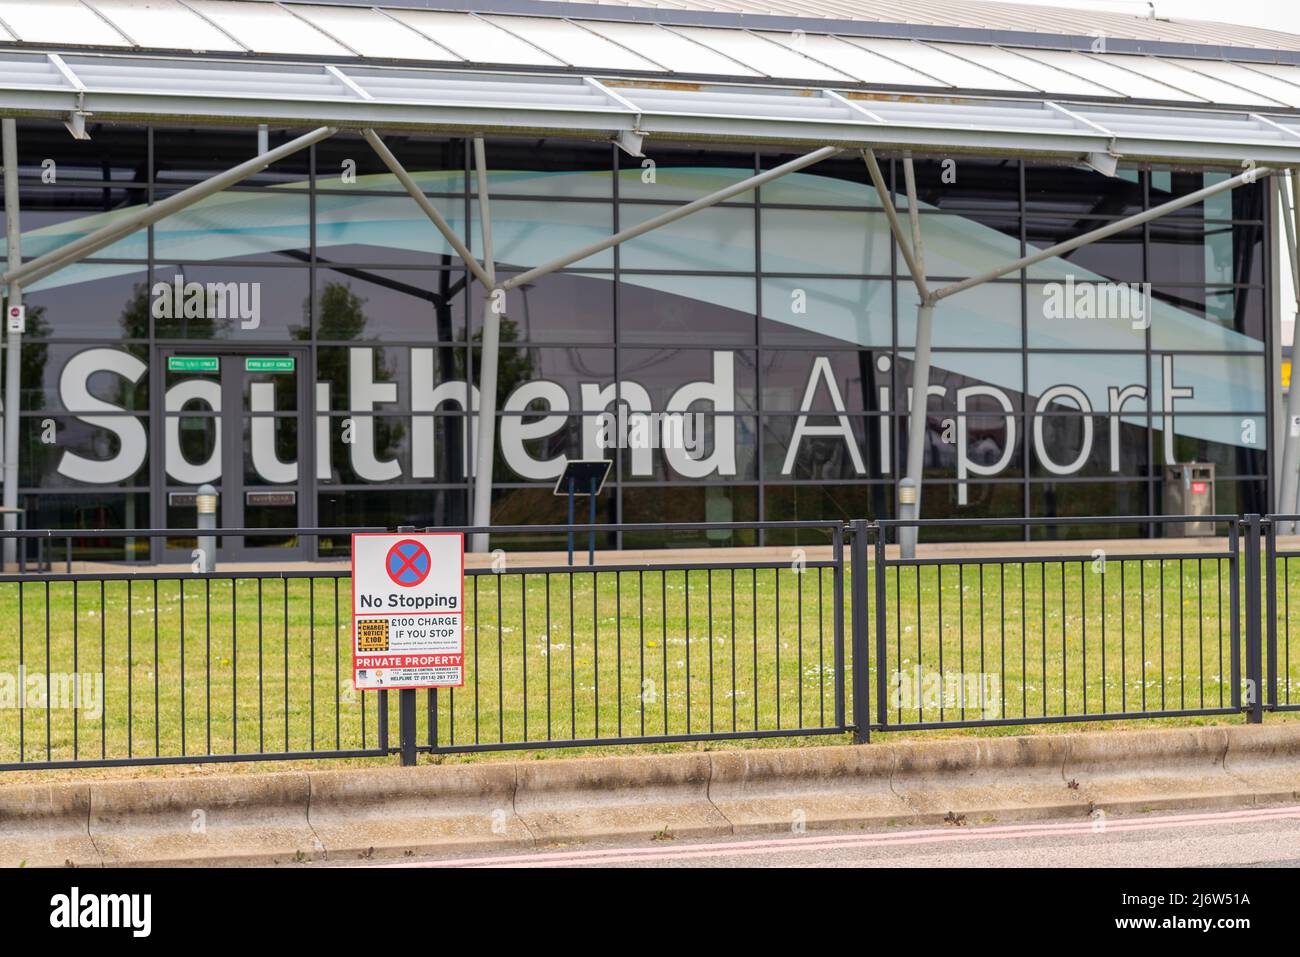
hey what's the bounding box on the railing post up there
[874,522,889,728]
[832,523,846,731]
[849,519,871,743]
[399,687,418,766]
[1244,513,1264,724]
[1265,515,1278,712]
[396,524,418,765]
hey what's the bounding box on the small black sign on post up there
[553,460,612,567]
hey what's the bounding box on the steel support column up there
[899,158,931,559]
[1278,171,1300,533]
[2,118,20,568]
[470,138,498,553]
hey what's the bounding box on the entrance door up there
[158,347,312,562]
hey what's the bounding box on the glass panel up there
[621,486,758,547]
[472,199,612,270]
[1028,482,1152,533]
[19,493,151,561]
[617,147,755,202]
[153,127,312,187]
[894,158,1022,214]
[480,138,612,197]
[757,153,879,207]
[844,37,1033,91]
[617,348,756,412]
[912,213,1022,279]
[154,191,310,262]
[761,351,883,412]
[1150,354,1266,415]
[19,414,149,488]
[0,0,128,44]
[761,278,889,348]
[21,270,151,340]
[899,281,1021,348]
[383,9,564,66]
[762,415,878,480]
[314,133,464,191]
[184,0,351,56]
[23,343,149,412]
[291,4,459,60]
[1025,162,1142,218]
[620,204,750,272]
[242,416,298,485]
[317,192,465,264]
[755,33,936,86]
[88,0,244,51]
[582,20,762,76]
[315,268,467,342]
[622,275,755,345]
[15,119,148,184]
[478,346,614,409]
[761,209,889,275]
[1024,217,1142,284]
[469,271,613,344]
[479,15,663,72]
[670,26,852,82]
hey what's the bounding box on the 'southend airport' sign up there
[351,532,464,690]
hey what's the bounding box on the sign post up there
[351,531,465,695]
[553,460,611,566]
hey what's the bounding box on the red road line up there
[382,804,1300,868]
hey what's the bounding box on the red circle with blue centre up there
[386,540,432,587]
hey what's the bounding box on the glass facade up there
[0,123,1274,555]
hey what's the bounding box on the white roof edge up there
[4,50,1299,167]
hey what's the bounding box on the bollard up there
[196,483,217,573]
[898,477,918,560]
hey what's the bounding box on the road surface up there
[375,804,1300,868]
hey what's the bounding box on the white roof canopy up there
[1,49,1299,166]
[1,1,1299,166]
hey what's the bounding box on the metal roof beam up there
[931,162,1277,302]
[501,144,840,291]
[2,124,336,288]
[362,127,494,288]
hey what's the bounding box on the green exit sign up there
[245,357,295,373]
[167,356,219,373]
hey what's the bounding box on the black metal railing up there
[0,521,848,769]
[1,514,1298,770]
[866,515,1244,734]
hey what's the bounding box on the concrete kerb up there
[513,751,728,843]
[5,724,1300,866]
[90,773,319,867]
[1219,724,1300,804]
[308,763,530,861]
[0,782,96,868]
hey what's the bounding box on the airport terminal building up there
[0,0,1297,558]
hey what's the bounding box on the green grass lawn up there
[1,553,1299,770]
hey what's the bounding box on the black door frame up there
[152,344,314,563]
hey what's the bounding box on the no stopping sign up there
[352,532,464,689]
